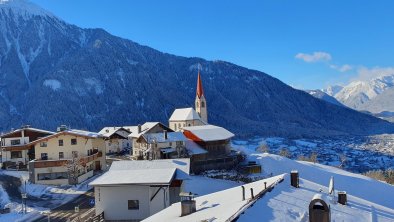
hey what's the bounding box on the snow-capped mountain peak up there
[0,0,55,18]
[326,73,394,113]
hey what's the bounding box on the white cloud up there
[329,64,352,72]
[352,66,394,81]
[295,51,332,63]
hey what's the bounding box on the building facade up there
[0,126,54,169]
[99,127,131,154]
[90,159,190,221]
[28,129,106,185]
[129,122,173,159]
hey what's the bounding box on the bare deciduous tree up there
[279,148,290,158]
[63,152,85,185]
[256,143,270,153]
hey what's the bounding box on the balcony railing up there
[32,151,102,168]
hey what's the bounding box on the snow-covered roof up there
[64,129,104,138]
[1,127,55,138]
[143,175,285,222]
[185,140,208,155]
[142,132,186,143]
[89,168,177,186]
[236,175,394,222]
[183,124,235,141]
[90,159,190,186]
[27,129,104,145]
[169,108,201,121]
[98,127,130,137]
[128,122,170,138]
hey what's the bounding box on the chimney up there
[291,170,299,188]
[163,130,168,140]
[138,124,142,134]
[241,186,245,201]
[337,191,347,205]
[57,125,68,132]
[180,192,197,216]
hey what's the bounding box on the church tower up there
[195,70,208,123]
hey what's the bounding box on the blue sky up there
[31,0,394,89]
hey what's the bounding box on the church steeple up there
[195,70,208,123]
[196,70,204,98]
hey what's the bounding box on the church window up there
[201,101,205,107]
[196,101,199,107]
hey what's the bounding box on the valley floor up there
[233,134,394,173]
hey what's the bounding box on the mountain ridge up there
[0,0,394,138]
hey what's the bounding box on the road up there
[34,189,96,222]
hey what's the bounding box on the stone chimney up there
[138,124,142,134]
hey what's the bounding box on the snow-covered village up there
[0,0,394,222]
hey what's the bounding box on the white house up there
[98,127,131,154]
[1,126,54,169]
[90,159,190,221]
[128,122,173,159]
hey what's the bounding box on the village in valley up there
[0,71,393,222]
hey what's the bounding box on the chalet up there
[90,159,190,221]
[182,124,237,173]
[27,128,107,185]
[136,131,208,161]
[128,122,173,159]
[182,124,234,157]
[98,127,131,154]
[0,125,54,169]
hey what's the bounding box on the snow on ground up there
[0,170,101,221]
[144,175,284,222]
[238,175,394,222]
[233,145,394,209]
[182,175,240,196]
[0,172,43,222]
[147,147,394,222]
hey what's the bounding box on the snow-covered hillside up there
[146,147,394,221]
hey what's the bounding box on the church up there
[169,70,208,131]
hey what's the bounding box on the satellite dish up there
[328,176,334,195]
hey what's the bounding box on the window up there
[128,200,139,210]
[40,142,47,147]
[169,142,172,146]
[174,124,177,131]
[10,151,22,159]
[41,153,48,160]
[196,101,199,107]
[71,138,77,145]
[59,152,64,159]
[201,101,205,108]
[58,139,63,146]
[72,151,78,158]
[11,139,20,146]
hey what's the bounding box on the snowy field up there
[233,135,394,173]
[146,145,394,222]
[0,170,99,222]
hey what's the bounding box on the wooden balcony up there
[32,151,103,168]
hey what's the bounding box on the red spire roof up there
[196,70,204,98]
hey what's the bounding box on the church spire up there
[196,70,204,98]
[195,69,208,123]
